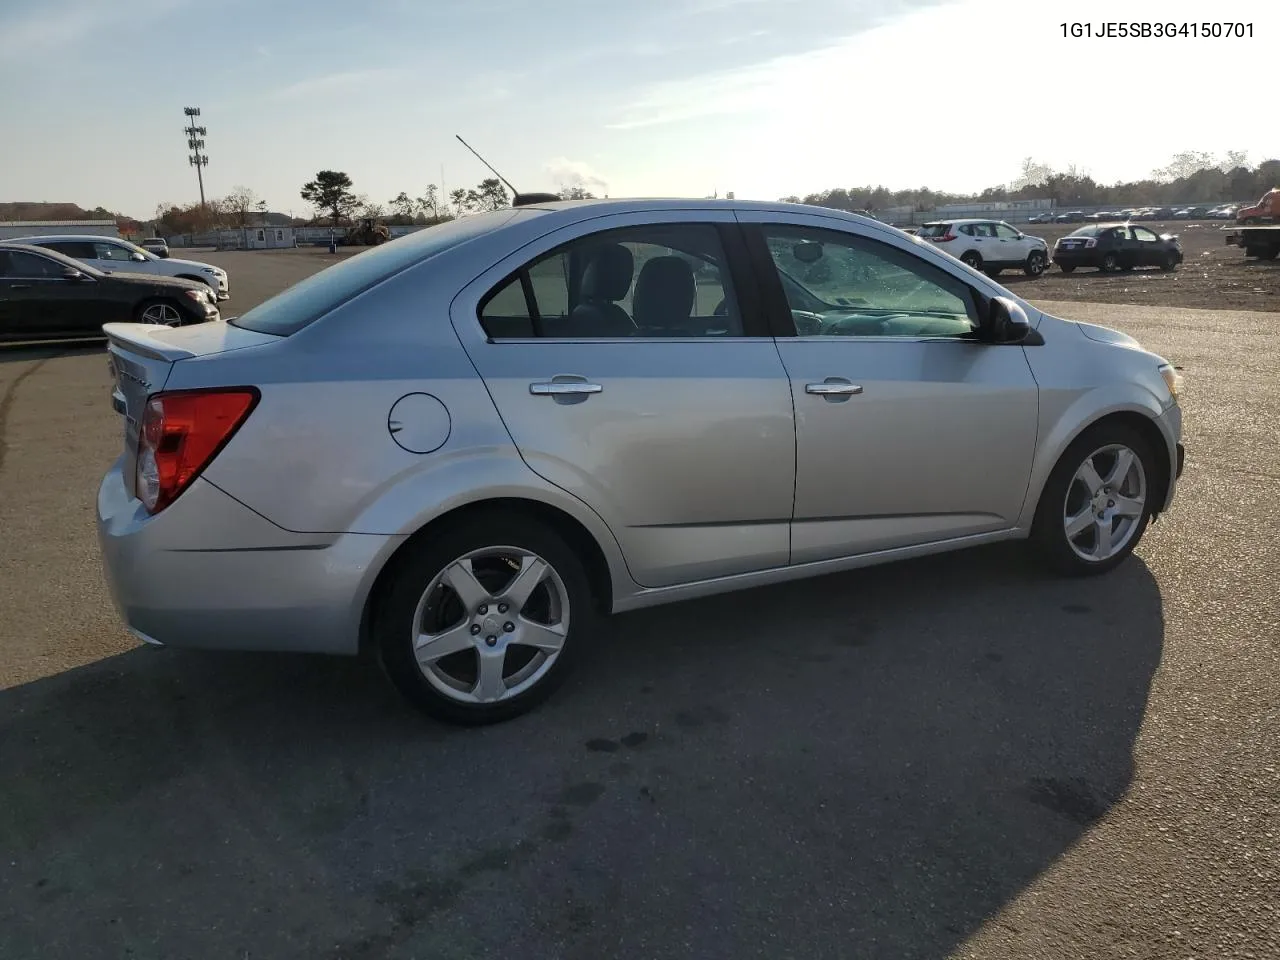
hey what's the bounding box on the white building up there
[0,219,119,240]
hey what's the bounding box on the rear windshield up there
[1068,225,1102,237]
[230,210,522,336]
[916,223,951,237]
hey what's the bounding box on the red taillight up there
[934,232,956,242]
[136,388,258,514]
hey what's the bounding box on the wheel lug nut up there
[503,622,515,633]
[470,624,481,635]
[485,635,497,646]
[497,603,508,614]
[477,604,488,615]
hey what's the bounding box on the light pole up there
[183,106,209,208]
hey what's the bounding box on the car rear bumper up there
[97,459,402,655]
[1052,250,1097,267]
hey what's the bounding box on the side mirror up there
[131,252,147,262]
[61,266,85,281]
[987,296,1031,344]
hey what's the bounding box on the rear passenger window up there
[479,224,742,339]
[43,241,98,259]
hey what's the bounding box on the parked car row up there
[11,234,230,300]
[0,242,220,342]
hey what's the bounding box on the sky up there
[1,0,1275,218]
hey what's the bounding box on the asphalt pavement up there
[0,249,1276,959]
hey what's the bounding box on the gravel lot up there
[0,249,1276,960]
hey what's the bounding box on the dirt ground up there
[994,220,1279,313]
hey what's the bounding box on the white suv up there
[917,219,1050,277]
[15,235,230,300]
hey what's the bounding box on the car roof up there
[512,196,887,224]
[920,218,1001,226]
[8,234,127,243]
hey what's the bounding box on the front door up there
[1129,225,1164,266]
[450,213,797,588]
[993,222,1030,266]
[740,215,1040,564]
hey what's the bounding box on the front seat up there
[564,244,634,337]
[632,256,696,335]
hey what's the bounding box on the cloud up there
[546,157,609,193]
[268,68,405,101]
[0,0,188,62]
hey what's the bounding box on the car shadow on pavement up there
[0,543,1163,960]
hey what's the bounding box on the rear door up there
[0,249,70,337]
[962,222,997,264]
[449,211,797,588]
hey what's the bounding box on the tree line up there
[787,151,1280,217]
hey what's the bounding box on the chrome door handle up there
[530,379,603,396]
[806,380,864,396]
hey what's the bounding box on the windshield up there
[230,210,521,336]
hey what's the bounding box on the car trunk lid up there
[104,321,278,498]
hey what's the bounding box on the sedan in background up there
[1054,210,1085,223]
[0,242,219,342]
[14,234,230,300]
[97,198,1183,725]
[1053,224,1183,273]
[140,237,170,258]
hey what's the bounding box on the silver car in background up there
[97,199,1185,724]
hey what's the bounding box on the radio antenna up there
[455,135,518,195]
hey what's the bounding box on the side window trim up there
[741,221,989,342]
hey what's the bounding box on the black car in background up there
[1052,223,1183,274]
[0,242,219,342]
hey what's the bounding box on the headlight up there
[182,288,211,304]
[201,267,215,274]
[1158,363,1182,400]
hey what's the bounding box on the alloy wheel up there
[1062,443,1147,562]
[140,303,182,326]
[411,547,570,704]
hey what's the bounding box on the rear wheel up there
[1031,422,1157,576]
[960,251,982,270]
[1024,251,1047,277]
[373,511,597,725]
[1100,252,1120,273]
[135,299,183,326]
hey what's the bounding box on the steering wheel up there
[790,310,825,336]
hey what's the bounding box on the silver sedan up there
[97,198,1185,724]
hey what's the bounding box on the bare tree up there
[220,185,261,229]
[416,184,442,219]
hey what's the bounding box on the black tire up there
[1160,253,1179,272]
[1059,264,1076,274]
[960,251,982,270]
[133,298,184,326]
[1030,422,1157,577]
[1259,247,1280,261]
[373,510,597,725]
[1100,252,1120,273]
[1024,251,1047,277]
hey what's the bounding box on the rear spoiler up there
[103,322,200,362]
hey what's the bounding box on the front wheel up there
[1024,251,1047,277]
[1160,253,1179,272]
[373,511,597,725]
[1031,423,1157,576]
[135,299,184,326]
